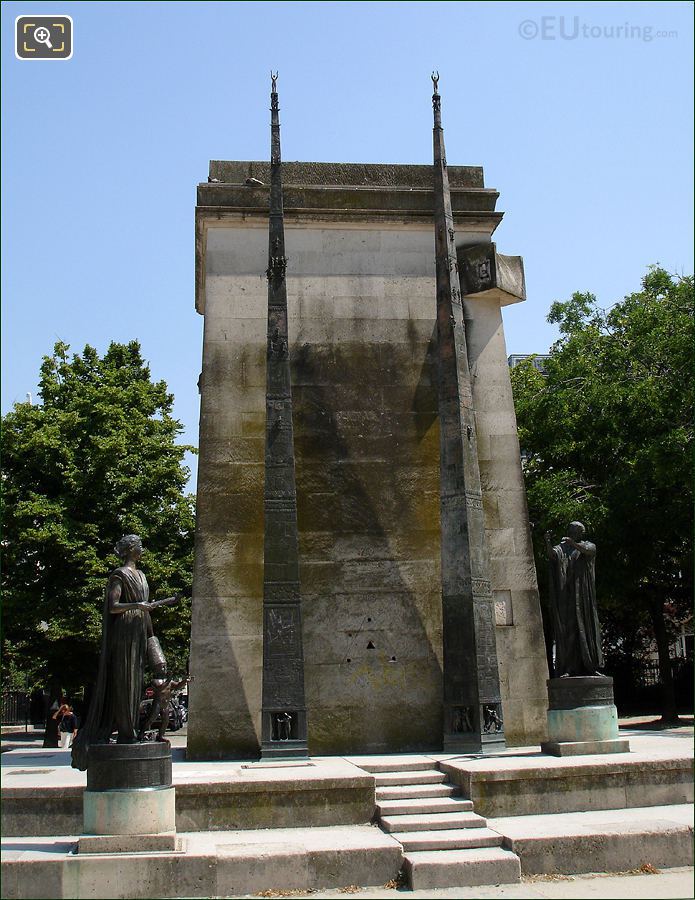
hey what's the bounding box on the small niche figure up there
[452,707,472,733]
[275,712,293,741]
[139,638,189,742]
[483,704,503,733]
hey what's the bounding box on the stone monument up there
[541,523,629,756]
[71,535,180,852]
[188,84,549,758]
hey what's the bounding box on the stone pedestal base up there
[541,676,630,757]
[260,740,309,760]
[541,738,630,757]
[78,830,178,854]
[79,741,176,855]
[443,732,506,755]
[83,786,176,836]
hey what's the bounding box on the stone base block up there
[443,733,506,755]
[491,804,694,875]
[541,738,631,757]
[78,831,178,854]
[546,704,620,745]
[83,787,175,836]
[405,846,521,890]
[260,741,309,760]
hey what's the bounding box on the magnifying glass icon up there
[33,26,53,49]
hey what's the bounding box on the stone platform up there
[1,751,374,836]
[490,804,694,876]
[0,825,402,900]
[2,806,692,899]
[438,741,692,818]
[1,727,692,898]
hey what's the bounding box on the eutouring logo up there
[518,17,678,42]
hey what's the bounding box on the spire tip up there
[271,71,278,92]
[431,71,439,94]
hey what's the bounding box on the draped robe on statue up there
[547,541,604,677]
[71,567,151,771]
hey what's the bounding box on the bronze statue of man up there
[545,522,604,677]
[71,535,178,770]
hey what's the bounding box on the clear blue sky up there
[3,1,693,487]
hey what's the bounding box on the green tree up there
[2,341,196,702]
[511,268,693,723]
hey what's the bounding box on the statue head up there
[114,534,142,561]
[568,521,586,540]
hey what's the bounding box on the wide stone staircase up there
[363,756,521,890]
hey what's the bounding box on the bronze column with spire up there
[260,72,308,759]
[431,73,505,753]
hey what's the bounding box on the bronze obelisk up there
[260,72,308,758]
[431,73,505,753]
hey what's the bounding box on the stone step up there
[391,827,503,853]
[405,846,522,890]
[347,756,436,774]
[377,796,474,816]
[374,770,445,787]
[380,811,487,832]
[490,803,695,875]
[375,783,459,801]
[1,825,405,899]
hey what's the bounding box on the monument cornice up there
[197,184,500,217]
[195,161,504,316]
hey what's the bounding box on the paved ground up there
[235,867,694,899]
[1,720,693,788]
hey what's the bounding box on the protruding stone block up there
[458,243,526,306]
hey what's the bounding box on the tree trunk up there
[648,597,680,725]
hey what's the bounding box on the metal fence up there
[1,691,30,726]
[636,659,688,687]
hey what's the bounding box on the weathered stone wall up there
[463,291,549,742]
[188,164,548,758]
[190,222,445,757]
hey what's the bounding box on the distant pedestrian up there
[57,704,78,749]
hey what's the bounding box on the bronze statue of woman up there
[71,535,178,770]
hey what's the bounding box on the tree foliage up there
[511,268,693,714]
[2,341,196,697]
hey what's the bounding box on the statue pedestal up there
[541,676,630,757]
[79,741,177,854]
